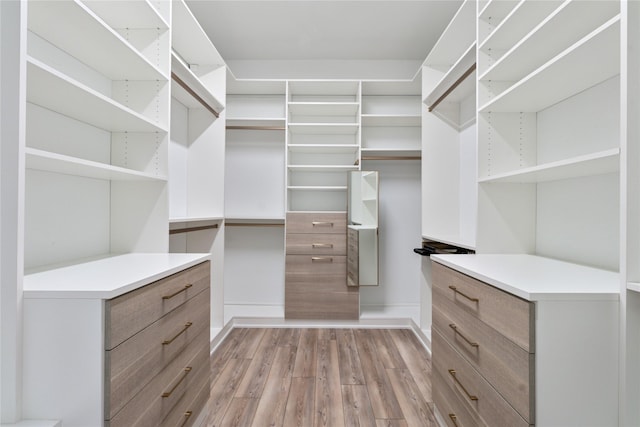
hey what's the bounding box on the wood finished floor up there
[204,328,436,427]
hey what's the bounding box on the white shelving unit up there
[24,0,170,272]
[421,0,477,250]
[361,79,422,159]
[286,80,361,212]
[169,0,227,335]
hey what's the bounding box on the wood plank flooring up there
[204,328,436,427]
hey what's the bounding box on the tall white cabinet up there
[421,0,638,425]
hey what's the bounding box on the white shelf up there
[479,17,620,113]
[479,148,620,184]
[479,0,562,52]
[27,0,167,81]
[82,0,169,30]
[480,2,621,82]
[23,253,211,299]
[423,0,476,68]
[288,186,348,191]
[361,115,421,127]
[288,123,359,135]
[287,144,359,154]
[431,254,619,301]
[27,57,166,133]
[361,148,421,158]
[25,148,167,182]
[478,0,519,25]
[169,216,224,224]
[288,165,359,172]
[226,118,285,128]
[423,42,476,110]
[421,234,476,251]
[628,282,640,293]
[172,0,225,66]
[288,102,359,116]
[171,52,225,114]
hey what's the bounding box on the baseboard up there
[359,303,421,324]
[223,304,284,323]
[227,316,416,329]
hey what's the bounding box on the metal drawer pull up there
[161,366,192,398]
[449,414,460,427]
[448,285,479,302]
[312,243,334,248]
[312,221,334,227]
[162,322,193,345]
[448,369,478,401]
[311,257,333,263]
[449,324,479,348]
[180,411,193,427]
[162,284,193,300]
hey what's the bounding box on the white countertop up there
[431,254,620,301]
[24,253,211,299]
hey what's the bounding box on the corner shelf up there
[171,0,225,66]
[171,52,224,116]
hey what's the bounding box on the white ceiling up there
[187,1,462,66]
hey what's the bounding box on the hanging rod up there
[428,63,476,113]
[171,72,220,118]
[169,224,219,234]
[226,125,286,131]
[362,155,421,161]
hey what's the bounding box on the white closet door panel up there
[25,170,110,270]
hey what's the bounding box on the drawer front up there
[285,255,358,319]
[432,328,530,427]
[433,301,533,422]
[107,329,209,427]
[286,212,346,234]
[347,228,358,287]
[285,233,346,255]
[432,261,534,352]
[106,261,210,349]
[105,288,210,418]
[433,368,486,427]
[160,369,211,427]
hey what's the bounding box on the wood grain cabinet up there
[22,255,211,427]
[431,256,619,427]
[285,212,358,319]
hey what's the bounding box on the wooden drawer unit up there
[432,261,534,425]
[105,261,211,426]
[286,212,347,234]
[107,330,210,427]
[432,328,529,427]
[105,262,210,349]
[432,261,534,352]
[105,287,210,418]
[285,233,346,255]
[433,368,486,427]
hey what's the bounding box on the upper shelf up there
[82,0,169,30]
[171,52,224,116]
[172,0,225,66]
[27,57,166,133]
[479,17,620,113]
[423,0,475,68]
[479,0,562,53]
[423,42,476,111]
[480,1,621,82]
[289,81,360,97]
[27,0,167,81]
